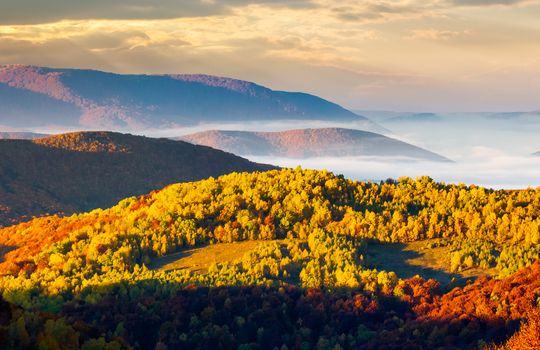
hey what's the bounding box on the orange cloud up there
[406,29,470,40]
[0,0,539,111]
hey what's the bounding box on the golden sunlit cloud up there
[1,0,540,111]
[405,29,471,40]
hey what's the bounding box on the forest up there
[0,131,272,226]
[0,168,538,349]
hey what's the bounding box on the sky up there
[1,0,539,112]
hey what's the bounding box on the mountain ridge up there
[0,65,384,132]
[0,131,275,226]
[180,127,451,161]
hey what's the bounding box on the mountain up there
[0,131,48,139]
[0,65,383,131]
[0,82,81,128]
[0,131,275,226]
[180,128,451,161]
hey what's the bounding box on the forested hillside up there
[0,131,274,226]
[0,168,538,349]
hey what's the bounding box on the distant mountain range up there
[0,131,274,226]
[0,131,47,139]
[0,65,383,132]
[356,110,540,124]
[180,128,451,161]
[383,113,443,123]
[485,111,540,120]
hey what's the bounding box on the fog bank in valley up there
[168,113,540,189]
[17,112,540,189]
[248,153,540,189]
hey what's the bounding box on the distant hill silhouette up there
[0,65,383,132]
[486,111,540,120]
[0,131,47,139]
[180,128,451,161]
[0,131,275,226]
[383,113,443,123]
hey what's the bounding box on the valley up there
[0,84,538,349]
[1,1,539,348]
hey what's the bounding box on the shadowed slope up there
[0,65,383,131]
[0,131,275,226]
[492,308,540,350]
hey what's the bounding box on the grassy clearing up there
[149,240,268,273]
[365,240,498,285]
[150,238,498,286]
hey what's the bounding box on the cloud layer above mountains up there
[1,0,537,24]
[1,0,540,111]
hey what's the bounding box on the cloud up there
[449,0,537,6]
[329,1,437,23]
[248,154,540,189]
[406,29,470,40]
[0,0,315,25]
[1,0,540,112]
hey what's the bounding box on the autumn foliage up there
[493,307,540,350]
[0,168,538,349]
[0,131,273,226]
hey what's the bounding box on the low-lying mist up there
[17,113,540,189]
[144,119,386,137]
[147,115,540,189]
[248,153,540,189]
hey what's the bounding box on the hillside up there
[0,169,538,348]
[180,128,451,161]
[0,65,383,131]
[0,131,274,226]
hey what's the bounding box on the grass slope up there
[365,240,498,285]
[150,241,267,273]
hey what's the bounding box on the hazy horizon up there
[2,1,540,188]
[5,111,539,189]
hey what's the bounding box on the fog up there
[143,113,540,189]
[357,111,540,157]
[248,154,540,190]
[143,119,388,138]
[19,112,540,189]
